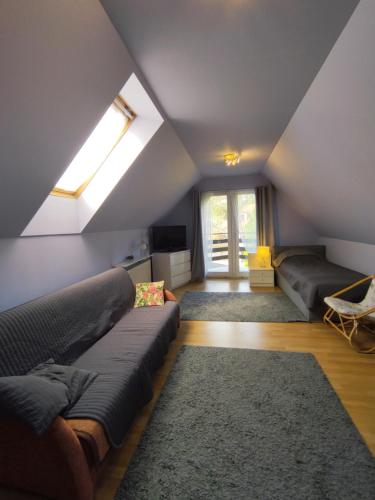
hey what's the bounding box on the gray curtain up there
[191,190,205,281]
[256,185,276,247]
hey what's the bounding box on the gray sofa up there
[0,267,179,499]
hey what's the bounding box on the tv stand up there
[152,250,191,290]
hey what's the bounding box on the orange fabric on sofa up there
[0,417,94,500]
[66,418,110,466]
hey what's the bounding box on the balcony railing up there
[209,233,256,261]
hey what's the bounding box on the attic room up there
[0,0,374,498]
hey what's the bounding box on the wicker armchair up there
[324,275,375,353]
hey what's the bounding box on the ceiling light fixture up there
[224,152,240,167]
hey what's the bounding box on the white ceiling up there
[101,0,359,177]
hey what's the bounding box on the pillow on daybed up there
[273,248,323,268]
[134,281,165,308]
[0,361,97,435]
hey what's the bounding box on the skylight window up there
[22,73,164,236]
[51,96,135,198]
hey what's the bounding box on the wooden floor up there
[2,279,374,500]
[95,279,375,500]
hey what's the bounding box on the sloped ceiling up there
[1,0,370,244]
[0,0,199,237]
[264,0,375,245]
[100,0,359,177]
[0,0,130,237]
[84,121,199,232]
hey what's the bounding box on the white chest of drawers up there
[249,267,274,287]
[152,250,191,290]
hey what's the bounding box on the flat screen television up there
[151,225,187,252]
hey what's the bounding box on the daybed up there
[0,268,179,500]
[272,245,369,321]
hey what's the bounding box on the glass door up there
[202,193,230,275]
[235,191,257,275]
[202,190,257,277]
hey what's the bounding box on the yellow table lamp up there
[256,246,271,268]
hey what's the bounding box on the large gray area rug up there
[180,291,306,322]
[116,346,375,500]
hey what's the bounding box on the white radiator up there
[121,257,152,284]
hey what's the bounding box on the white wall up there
[198,174,318,246]
[155,174,318,249]
[318,237,375,276]
[197,174,265,192]
[275,192,318,246]
[0,229,147,312]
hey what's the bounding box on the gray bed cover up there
[277,255,368,309]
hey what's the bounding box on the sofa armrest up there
[164,289,177,302]
[0,416,94,500]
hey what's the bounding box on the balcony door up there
[201,190,257,277]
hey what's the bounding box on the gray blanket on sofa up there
[66,301,179,447]
[0,268,135,377]
[0,267,180,447]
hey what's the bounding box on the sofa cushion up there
[65,301,180,447]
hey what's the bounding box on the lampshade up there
[256,246,271,268]
[224,152,240,167]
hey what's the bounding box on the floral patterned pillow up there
[134,281,165,308]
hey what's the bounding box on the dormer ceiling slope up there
[84,121,200,233]
[264,0,375,245]
[0,0,199,238]
[0,0,129,237]
[100,0,359,177]
[1,0,368,241]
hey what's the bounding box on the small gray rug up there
[179,291,306,322]
[116,346,375,500]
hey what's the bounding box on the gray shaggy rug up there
[179,291,306,322]
[116,346,375,500]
